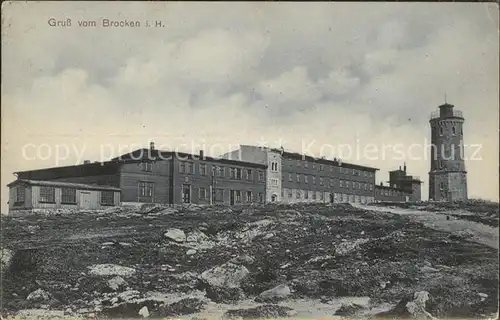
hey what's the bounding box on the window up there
[440,182,445,190]
[288,190,292,198]
[304,162,308,168]
[101,191,115,206]
[320,192,324,200]
[370,184,373,191]
[40,186,55,203]
[258,170,265,182]
[452,126,456,135]
[230,168,236,179]
[61,188,76,204]
[179,162,186,173]
[296,174,301,183]
[297,160,301,167]
[246,169,253,180]
[460,128,463,135]
[319,164,324,171]
[139,181,154,197]
[305,191,309,199]
[352,169,357,175]
[215,188,224,201]
[258,193,264,203]
[312,162,316,169]
[246,191,253,202]
[16,186,25,203]
[340,180,344,188]
[330,178,334,186]
[199,187,207,200]
[271,162,278,171]
[188,162,194,174]
[340,167,343,174]
[200,164,207,176]
[288,173,292,181]
[312,176,316,184]
[296,190,301,199]
[304,175,309,184]
[439,127,443,135]
[319,177,324,185]
[236,168,242,180]
[271,178,279,186]
[346,181,350,188]
[364,183,368,191]
[235,190,241,202]
[141,162,153,172]
[312,191,316,200]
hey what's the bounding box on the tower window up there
[439,127,443,135]
[452,127,456,135]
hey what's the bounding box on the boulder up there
[200,262,250,302]
[157,298,206,317]
[1,248,13,272]
[165,228,186,243]
[138,306,149,318]
[27,288,51,302]
[376,291,436,319]
[256,284,291,302]
[108,276,128,291]
[87,264,136,277]
[186,230,209,243]
[186,249,197,256]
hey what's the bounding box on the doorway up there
[80,191,91,209]
[230,190,235,205]
[271,194,277,202]
[182,184,191,203]
[329,193,334,203]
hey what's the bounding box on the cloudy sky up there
[1,2,498,211]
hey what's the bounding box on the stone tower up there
[428,103,468,201]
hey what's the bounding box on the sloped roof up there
[7,179,121,191]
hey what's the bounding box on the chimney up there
[150,141,155,151]
[380,182,383,186]
[199,150,204,159]
[83,160,91,164]
[404,162,407,173]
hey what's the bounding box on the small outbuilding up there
[7,179,121,214]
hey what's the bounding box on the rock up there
[88,264,136,277]
[158,298,206,317]
[256,284,291,302]
[200,262,250,302]
[376,290,436,319]
[1,248,13,272]
[16,309,65,318]
[420,265,440,273]
[27,288,51,302]
[334,303,364,316]
[108,276,128,291]
[186,249,197,256]
[186,230,209,243]
[230,254,255,265]
[335,238,370,256]
[138,306,149,318]
[165,228,186,243]
[201,262,250,289]
[478,292,488,301]
[224,305,295,319]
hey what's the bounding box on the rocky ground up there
[1,202,498,319]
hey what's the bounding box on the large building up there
[7,143,267,213]
[7,142,423,213]
[428,103,468,201]
[223,145,380,204]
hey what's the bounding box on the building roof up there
[113,149,268,169]
[281,151,379,172]
[7,179,121,191]
[375,184,406,192]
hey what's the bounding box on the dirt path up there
[353,204,499,250]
